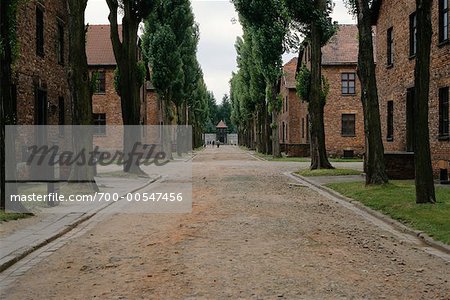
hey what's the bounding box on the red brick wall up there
[279,63,365,158]
[146,88,162,125]
[14,0,71,126]
[375,0,450,174]
[323,65,365,157]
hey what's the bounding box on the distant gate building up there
[216,120,228,144]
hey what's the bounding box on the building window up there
[341,114,356,137]
[440,0,449,43]
[302,118,305,139]
[439,87,449,139]
[387,27,394,66]
[94,71,106,94]
[410,12,417,57]
[57,23,64,65]
[387,101,394,141]
[341,73,356,95]
[93,113,106,135]
[59,97,65,136]
[36,6,44,57]
[285,96,288,112]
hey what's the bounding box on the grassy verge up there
[0,211,32,222]
[296,168,362,177]
[325,181,450,245]
[253,152,362,163]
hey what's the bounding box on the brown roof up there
[86,24,122,66]
[322,24,359,65]
[282,25,361,89]
[216,120,228,129]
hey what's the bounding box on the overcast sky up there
[85,0,355,103]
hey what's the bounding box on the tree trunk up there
[309,1,333,170]
[107,0,146,174]
[67,0,98,192]
[1,1,29,212]
[414,0,436,204]
[271,82,281,158]
[355,0,388,185]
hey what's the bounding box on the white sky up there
[85,0,355,102]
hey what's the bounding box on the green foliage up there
[143,0,207,129]
[296,64,311,101]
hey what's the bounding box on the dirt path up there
[3,146,450,299]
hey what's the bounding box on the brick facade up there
[373,0,450,175]
[14,0,71,126]
[279,25,365,158]
[86,25,161,128]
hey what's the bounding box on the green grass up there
[0,211,32,222]
[253,152,362,163]
[325,181,450,245]
[296,168,362,177]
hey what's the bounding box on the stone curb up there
[290,172,450,255]
[0,176,160,273]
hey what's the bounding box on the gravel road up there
[3,146,450,299]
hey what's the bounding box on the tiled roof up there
[86,24,122,66]
[322,24,359,65]
[216,120,228,128]
[282,25,361,89]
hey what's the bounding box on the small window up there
[387,27,394,66]
[57,23,64,65]
[36,6,44,57]
[285,96,288,112]
[439,87,449,138]
[387,101,394,141]
[58,97,65,136]
[409,12,417,57]
[93,113,106,135]
[302,118,305,139]
[341,73,356,95]
[94,71,106,94]
[439,0,449,43]
[341,114,356,137]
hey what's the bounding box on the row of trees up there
[0,0,214,210]
[230,0,435,203]
[205,94,236,134]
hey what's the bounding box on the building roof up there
[322,24,359,65]
[282,25,360,89]
[86,24,122,66]
[216,120,228,129]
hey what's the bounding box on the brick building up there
[14,0,71,126]
[373,0,450,175]
[86,24,162,131]
[279,25,365,158]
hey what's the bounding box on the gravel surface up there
[3,146,450,299]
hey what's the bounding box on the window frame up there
[439,0,449,44]
[409,12,417,57]
[387,100,394,141]
[36,5,44,57]
[57,22,65,65]
[439,87,449,139]
[387,27,394,67]
[93,113,107,136]
[341,73,356,95]
[341,113,356,137]
[94,70,106,94]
